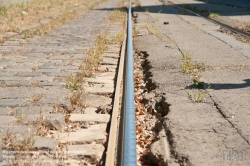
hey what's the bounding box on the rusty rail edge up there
[105,10,128,166]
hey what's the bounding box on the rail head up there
[122,0,137,165]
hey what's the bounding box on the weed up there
[239,22,250,32]
[65,74,83,91]
[107,31,124,44]
[208,12,219,19]
[70,90,83,107]
[80,34,108,77]
[133,28,139,37]
[188,89,207,103]
[0,5,7,16]
[30,94,43,103]
[35,116,53,136]
[108,7,126,22]
[142,21,159,35]
[31,66,38,71]
[1,130,35,151]
[181,51,205,76]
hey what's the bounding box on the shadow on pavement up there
[204,79,250,90]
[96,1,250,17]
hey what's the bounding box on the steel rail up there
[166,1,250,40]
[122,0,137,165]
[105,15,127,166]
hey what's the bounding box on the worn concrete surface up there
[134,0,250,165]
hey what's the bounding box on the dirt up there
[133,0,250,165]
[218,27,250,44]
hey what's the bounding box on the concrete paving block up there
[70,114,110,123]
[0,77,26,81]
[0,99,28,107]
[5,80,31,86]
[102,57,118,65]
[105,50,120,53]
[0,116,16,125]
[0,72,16,77]
[28,76,54,81]
[87,77,114,84]
[0,107,12,115]
[59,124,107,144]
[66,144,104,161]
[85,94,112,107]
[84,84,114,94]
[98,65,116,72]
[98,72,116,78]
[15,106,53,115]
[103,53,120,59]
[84,107,98,114]
[24,114,65,130]
[0,126,34,134]
[17,72,43,77]
[34,136,58,150]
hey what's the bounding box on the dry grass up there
[238,22,250,32]
[0,0,107,43]
[108,6,126,22]
[181,51,205,77]
[142,21,159,35]
[1,130,35,151]
[65,73,83,91]
[30,94,43,103]
[188,89,207,103]
[79,34,108,77]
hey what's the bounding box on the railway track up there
[0,0,137,165]
[1,0,249,165]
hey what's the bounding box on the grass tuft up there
[188,90,207,103]
[208,12,219,19]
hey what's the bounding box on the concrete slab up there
[87,77,114,84]
[59,124,107,144]
[24,114,65,130]
[85,94,112,107]
[102,53,120,59]
[0,107,12,115]
[66,144,105,161]
[34,136,58,150]
[0,126,34,134]
[84,83,114,94]
[84,107,98,114]
[0,116,16,125]
[102,57,118,65]
[70,114,110,123]
[0,99,28,107]
[134,1,250,164]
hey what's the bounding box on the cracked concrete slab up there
[134,0,250,164]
